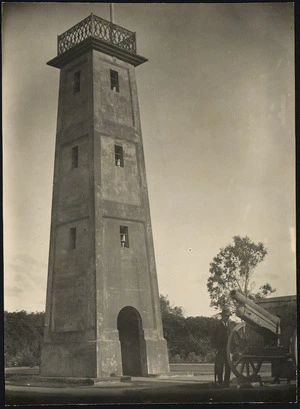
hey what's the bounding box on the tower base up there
[40,337,169,378]
[40,341,97,378]
[144,338,170,375]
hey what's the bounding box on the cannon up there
[227,290,297,381]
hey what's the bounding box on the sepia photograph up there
[3,1,297,404]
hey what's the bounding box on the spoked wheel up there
[227,322,263,381]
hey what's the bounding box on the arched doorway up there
[117,306,145,376]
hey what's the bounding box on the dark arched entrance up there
[117,306,145,376]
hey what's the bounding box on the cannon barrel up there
[230,290,281,334]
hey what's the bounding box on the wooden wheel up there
[227,322,262,381]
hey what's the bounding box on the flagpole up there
[110,3,114,24]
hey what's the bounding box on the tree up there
[160,294,184,319]
[253,283,276,300]
[4,311,45,367]
[159,295,219,362]
[159,295,186,358]
[207,236,271,311]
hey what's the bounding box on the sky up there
[3,2,296,317]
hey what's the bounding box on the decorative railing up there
[57,14,136,55]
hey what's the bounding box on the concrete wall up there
[58,55,91,143]
[100,136,141,205]
[102,218,154,328]
[92,50,165,337]
[41,342,96,377]
[93,52,137,133]
[92,49,168,376]
[57,135,90,222]
[256,295,297,348]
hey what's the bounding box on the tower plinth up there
[41,14,169,378]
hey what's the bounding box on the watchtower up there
[40,14,169,378]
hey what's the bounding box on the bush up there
[170,354,184,363]
[4,311,44,367]
[160,295,219,363]
[205,350,217,363]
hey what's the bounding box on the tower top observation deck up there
[48,13,147,68]
[58,13,136,55]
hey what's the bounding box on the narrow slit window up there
[110,69,119,92]
[72,146,79,168]
[74,71,81,93]
[115,145,124,167]
[120,226,129,248]
[70,227,77,250]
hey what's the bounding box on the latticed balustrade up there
[57,14,136,55]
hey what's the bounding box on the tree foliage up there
[4,311,45,367]
[160,295,219,362]
[253,283,277,300]
[207,236,272,311]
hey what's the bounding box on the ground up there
[5,364,297,405]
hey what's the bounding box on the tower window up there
[70,227,77,250]
[115,145,124,167]
[110,69,119,92]
[120,226,129,248]
[72,146,79,168]
[74,71,81,93]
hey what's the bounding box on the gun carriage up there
[227,290,297,381]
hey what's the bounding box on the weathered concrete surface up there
[5,364,296,404]
[5,378,296,404]
[41,31,169,378]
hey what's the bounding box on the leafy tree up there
[253,283,276,300]
[4,311,45,367]
[160,295,219,362]
[207,236,270,311]
[160,295,184,319]
[160,295,187,358]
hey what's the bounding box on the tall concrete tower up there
[41,14,169,378]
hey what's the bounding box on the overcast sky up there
[3,2,296,317]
